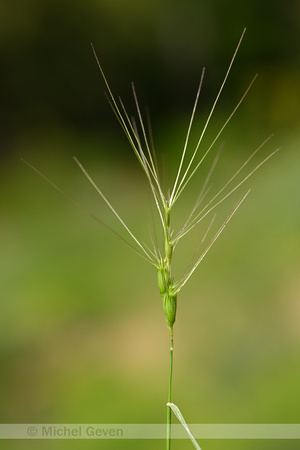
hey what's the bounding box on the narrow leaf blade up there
[167,402,201,450]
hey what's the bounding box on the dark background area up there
[1,0,299,156]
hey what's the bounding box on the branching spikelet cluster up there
[23,29,279,334]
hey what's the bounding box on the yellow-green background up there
[1,1,299,449]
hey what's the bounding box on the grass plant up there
[23,28,279,449]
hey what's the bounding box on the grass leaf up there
[167,402,201,450]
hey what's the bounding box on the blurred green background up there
[1,1,300,449]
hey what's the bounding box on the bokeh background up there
[1,1,300,449]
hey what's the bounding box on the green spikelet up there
[158,265,169,295]
[163,292,177,329]
[158,262,177,328]
[165,239,173,262]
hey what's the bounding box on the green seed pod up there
[157,266,169,295]
[163,292,177,328]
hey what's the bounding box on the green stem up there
[167,328,174,450]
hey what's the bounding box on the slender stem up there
[167,328,174,450]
